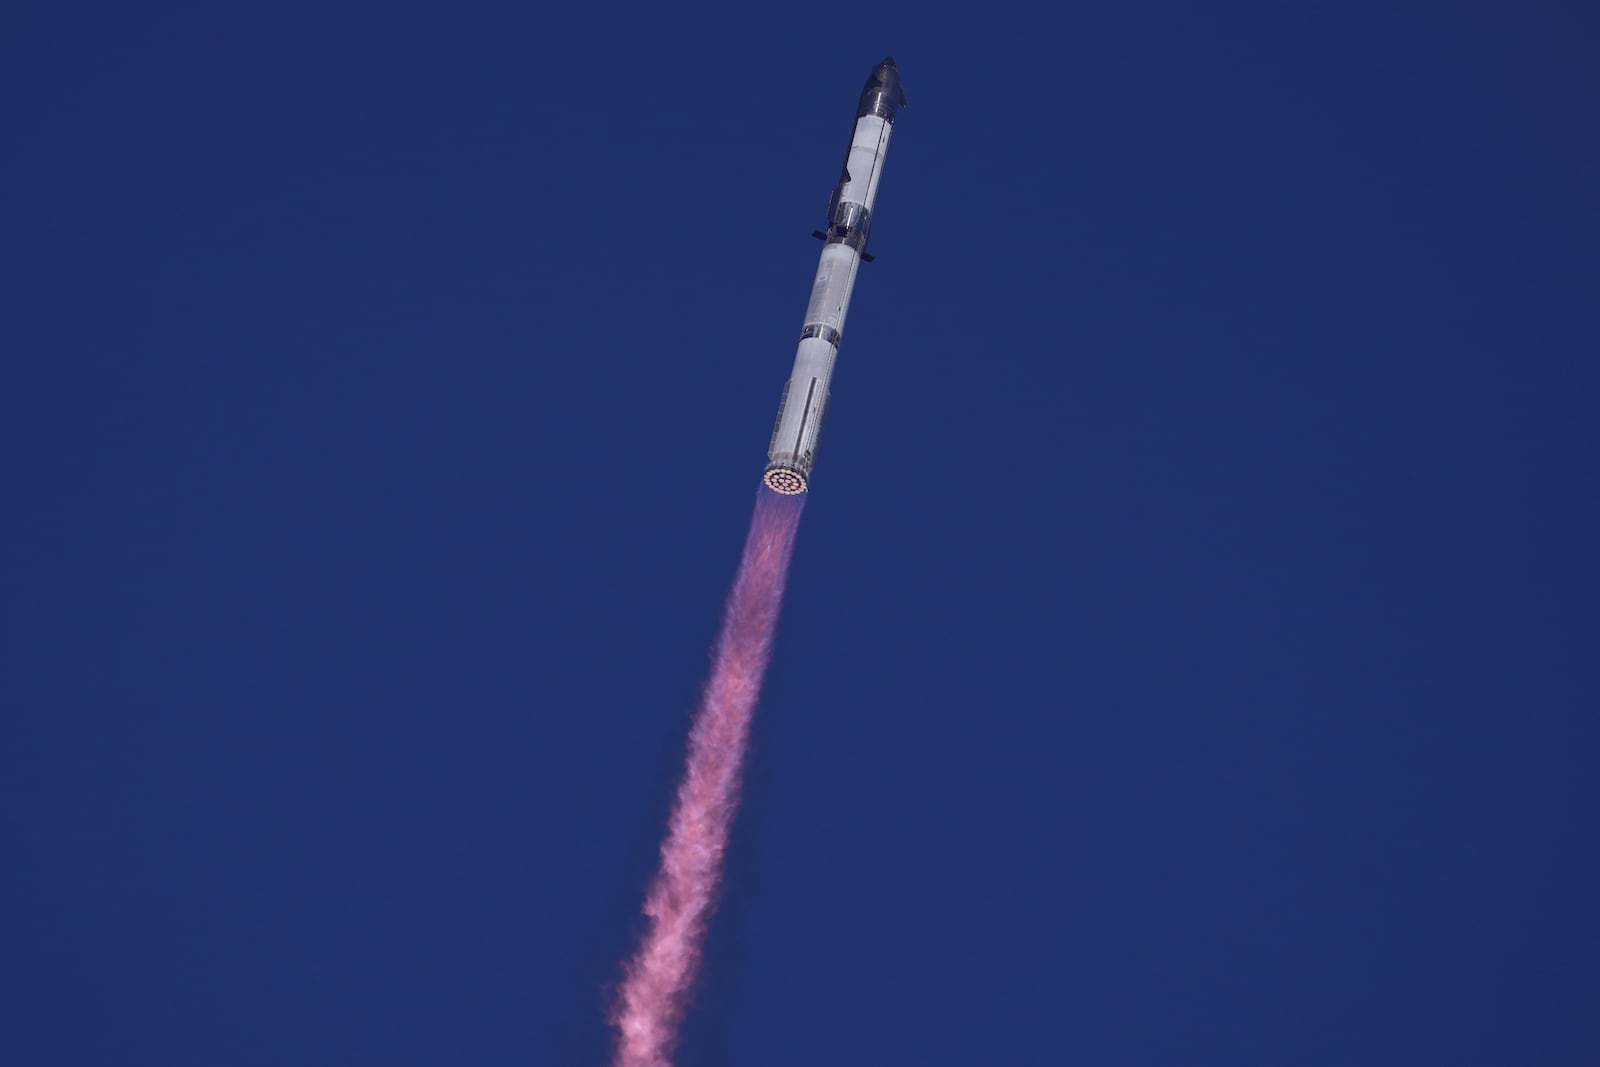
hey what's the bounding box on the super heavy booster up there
[763,57,907,496]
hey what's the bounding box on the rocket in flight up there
[763,57,907,496]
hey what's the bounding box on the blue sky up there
[4,2,1597,1064]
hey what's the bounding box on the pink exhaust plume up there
[611,488,805,1067]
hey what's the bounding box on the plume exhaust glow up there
[611,488,805,1067]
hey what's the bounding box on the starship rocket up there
[763,57,907,496]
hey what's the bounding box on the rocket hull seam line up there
[793,377,818,457]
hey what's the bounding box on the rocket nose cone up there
[857,55,907,118]
[863,57,906,111]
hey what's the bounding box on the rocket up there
[763,57,907,496]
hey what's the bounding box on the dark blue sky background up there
[4,2,1597,1064]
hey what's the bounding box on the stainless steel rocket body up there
[764,58,906,495]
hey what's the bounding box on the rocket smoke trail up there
[611,489,804,1067]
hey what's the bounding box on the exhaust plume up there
[611,488,805,1067]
